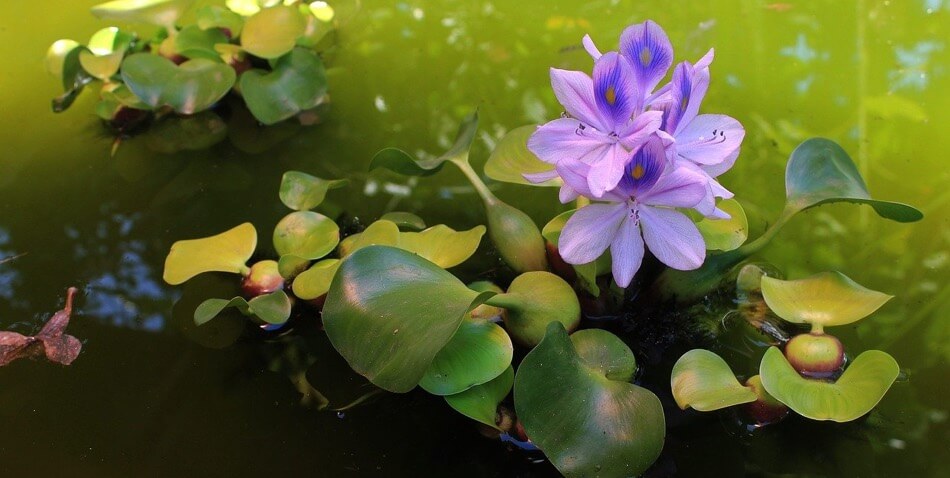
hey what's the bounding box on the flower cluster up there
[527,20,745,287]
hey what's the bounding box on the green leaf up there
[144,112,228,153]
[514,322,665,477]
[240,48,328,125]
[467,281,504,321]
[194,290,292,325]
[45,39,81,77]
[196,5,244,37]
[760,271,893,327]
[696,199,748,251]
[759,346,899,422]
[784,138,922,222]
[445,366,513,429]
[279,171,348,211]
[671,349,757,412]
[488,271,580,347]
[291,258,341,300]
[420,317,513,396]
[121,53,236,114]
[570,329,637,382]
[226,0,279,17]
[378,212,426,231]
[277,254,310,280]
[484,125,559,187]
[174,24,229,61]
[240,5,305,59]
[369,111,479,176]
[79,27,134,80]
[338,219,400,257]
[91,0,194,27]
[272,211,339,260]
[163,222,256,285]
[322,246,496,393]
[341,220,484,269]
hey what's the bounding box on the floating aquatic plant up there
[46,0,335,153]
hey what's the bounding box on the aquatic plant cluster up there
[45,0,335,152]
[149,11,926,478]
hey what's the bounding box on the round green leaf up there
[515,322,665,477]
[338,219,400,257]
[420,317,513,396]
[91,0,194,27]
[163,222,257,285]
[484,125,559,187]
[247,289,292,324]
[195,296,249,326]
[277,254,310,280]
[121,53,236,114]
[322,246,496,393]
[445,366,513,429]
[46,39,81,77]
[79,27,134,80]
[240,5,306,59]
[671,349,757,412]
[489,271,580,347]
[369,111,478,176]
[696,199,748,251]
[279,171,348,211]
[761,271,893,327]
[378,212,426,231]
[570,329,637,382]
[785,138,922,222]
[145,112,228,153]
[174,24,229,61]
[240,48,328,125]
[196,5,244,37]
[291,258,341,300]
[272,211,339,260]
[398,224,486,269]
[759,346,900,422]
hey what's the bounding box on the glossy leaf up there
[671,349,757,412]
[322,246,496,393]
[420,317,513,395]
[46,39,81,77]
[784,138,922,222]
[378,212,426,231]
[279,171,348,211]
[489,271,580,347]
[145,112,228,153]
[445,366,514,429]
[79,27,134,80]
[291,258,341,300]
[240,5,305,59]
[277,254,310,280]
[760,272,892,327]
[467,281,504,321]
[338,220,400,257]
[369,111,478,176]
[759,346,899,422]
[515,322,665,477]
[341,220,484,269]
[240,48,328,125]
[163,223,257,285]
[484,125,559,187]
[696,199,748,251]
[273,211,339,260]
[570,329,637,382]
[174,24,229,60]
[194,290,292,325]
[121,53,236,114]
[196,5,244,37]
[91,0,194,27]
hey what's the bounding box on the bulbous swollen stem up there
[784,332,846,380]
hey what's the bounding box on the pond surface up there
[1,0,948,476]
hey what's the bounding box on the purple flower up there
[527,52,662,198]
[557,137,708,287]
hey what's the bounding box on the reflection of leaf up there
[369,112,478,176]
[484,125,559,187]
[864,95,927,122]
[144,112,228,154]
[760,347,899,422]
[91,0,194,27]
[514,322,665,477]
[761,272,892,327]
[1,288,82,367]
[671,349,756,411]
[445,366,513,429]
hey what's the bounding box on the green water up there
[1,0,948,476]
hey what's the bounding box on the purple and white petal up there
[555,158,596,200]
[559,183,580,203]
[675,114,744,166]
[586,142,630,198]
[593,52,639,130]
[619,20,674,98]
[522,169,560,184]
[702,146,740,178]
[550,68,606,130]
[559,202,628,264]
[616,135,667,196]
[582,34,602,60]
[527,118,609,165]
[693,48,715,71]
[618,110,663,150]
[609,216,645,287]
[638,205,706,270]
[639,164,708,208]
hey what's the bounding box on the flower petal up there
[559,183,580,203]
[702,145,740,178]
[528,118,608,165]
[593,52,638,129]
[639,205,706,270]
[555,157,596,199]
[609,216,645,287]
[586,142,630,198]
[640,164,708,208]
[522,169,560,184]
[550,68,605,130]
[676,114,745,166]
[618,110,663,150]
[619,20,674,98]
[559,202,627,264]
[582,34,602,60]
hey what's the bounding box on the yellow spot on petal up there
[640,47,652,66]
[632,164,645,180]
[680,96,689,112]
[605,86,616,105]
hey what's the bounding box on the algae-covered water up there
[1,0,947,476]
